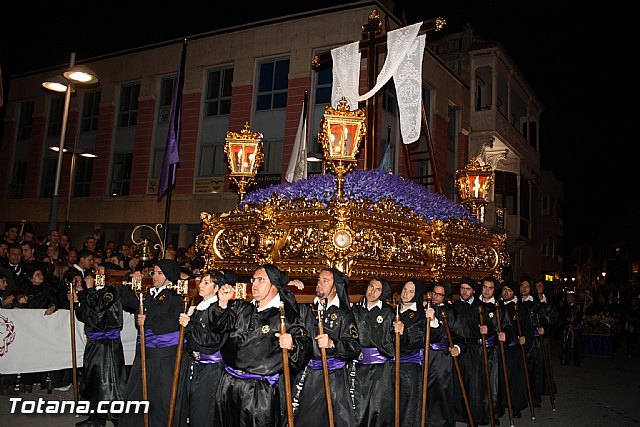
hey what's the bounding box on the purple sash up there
[137,330,182,348]
[356,347,390,365]
[224,365,280,387]
[308,357,347,370]
[191,351,223,364]
[507,338,519,347]
[478,335,497,348]
[86,329,120,341]
[430,339,449,351]
[398,349,423,364]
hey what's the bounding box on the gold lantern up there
[317,98,366,199]
[455,158,494,222]
[224,122,264,202]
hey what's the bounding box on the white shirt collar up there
[481,296,496,304]
[463,295,475,305]
[314,294,340,309]
[253,293,281,312]
[366,300,382,311]
[151,285,166,297]
[522,295,534,302]
[503,295,518,305]
[538,294,547,303]
[400,302,417,313]
[196,294,218,311]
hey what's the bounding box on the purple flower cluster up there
[241,169,476,223]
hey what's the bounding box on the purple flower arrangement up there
[241,169,477,223]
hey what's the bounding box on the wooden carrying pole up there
[539,324,556,411]
[514,304,536,420]
[494,303,514,427]
[138,293,149,427]
[442,310,474,427]
[394,299,401,427]
[318,300,335,427]
[167,296,191,427]
[280,302,295,427]
[420,292,432,427]
[68,282,79,403]
[478,305,496,427]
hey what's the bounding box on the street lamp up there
[48,139,98,234]
[455,157,494,222]
[42,52,99,233]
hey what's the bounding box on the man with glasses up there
[120,259,185,427]
[294,267,361,427]
[211,264,311,427]
[424,282,464,427]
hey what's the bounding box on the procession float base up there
[196,170,509,294]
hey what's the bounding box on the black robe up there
[210,296,312,427]
[75,285,127,422]
[294,300,361,427]
[352,301,405,427]
[521,296,546,406]
[500,300,530,414]
[397,304,426,427]
[426,303,465,427]
[119,286,186,427]
[177,297,228,427]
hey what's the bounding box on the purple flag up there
[158,41,187,197]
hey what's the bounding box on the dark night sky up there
[1,1,635,249]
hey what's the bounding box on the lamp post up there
[224,122,264,202]
[42,52,99,233]
[317,98,366,199]
[48,137,98,235]
[455,158,494,222]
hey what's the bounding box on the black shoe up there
[514,410,522,418]
[494,419,501,425]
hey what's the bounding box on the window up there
[314,67,332,105]
[40,158,57,197]
[17,102,34,141]
[9,161,27,199]
[118,83,140,127]
[262,138,284,173]
[256,59,289,110]
[476,77,488,111]
[73,157,94,197]
[541,194,550,215]
[520,177,530,238]
[198,143,226,176]
[382,81,396,113]
[81,90,101,132]
[158,76,174,123]
[110,152,133,196]
[205,67,234,116]
[47,97,65,136]
[494,170,517,214]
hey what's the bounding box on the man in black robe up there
[424,282,464,427]
[73,271,127,427]
[520,276,546,407]
[352,276,405,427]
[211,264,312,427]
[294,267,361,427]
[500,281,530,419]
[396,278,426,426]
[176,269,234,426]
[119,259,185,427]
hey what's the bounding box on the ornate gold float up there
[196,101,509,286]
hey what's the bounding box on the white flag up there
[285,106,308,182]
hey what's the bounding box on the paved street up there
[1,337,638,426]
